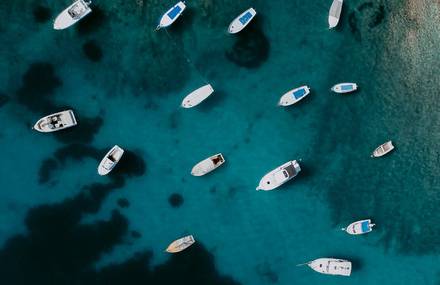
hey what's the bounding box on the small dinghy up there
[166,235,195,253]
[256,160,301,191]
[331,83,357,94]
[342,219,375,235]
[181,84,214,108]
[328,0,343,29]
[191,153,225,176]
[299,258,351,276]
[156,1,186,30]
[53,0,92,30]
[33,110,77,133]
[98,145,124,176]
[278,86,310,106]
[228,8,257,34]
[371,141,394,157]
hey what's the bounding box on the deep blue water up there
[0,0,440,284]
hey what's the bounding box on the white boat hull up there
[53,0,92,30]
[157,1,186,30]
[371,141,394,157]
[33,110,77,133]
[166,235,195,253]
[331,83,357,94]
[278,86,310,106]
[308,258,351,276]
[328,0,343,29]
[98,145,124,176]
[181,84,214,108]
[256,160,301,191]
[343,219,375,235]
[191,153,225,176]
[228,8,257,34]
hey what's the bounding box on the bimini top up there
[53,0,92,30]
[278,86,311,106]
[228,8,257,34]
[156,1,186,30]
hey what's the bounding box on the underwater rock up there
[33,5,51,23]
[117,198,130,208]
[131,230,141,238]
[369,4,385,28]
[0,94,10,108]
[38,158,59,184]
[54,116,103,144]
[168,193,184,208]
[82,40,103,62]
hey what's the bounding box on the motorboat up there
[156,1,186,30]
[53,0,92,30]
[371,141,394,157]
[228,8,257,34]
[166,235,195,253]
[98,145,124,176]
[256,160,301,191]
[181,84,214,108]
[300,258,351,276]
[331,83,357,94]
[191,153,225,176]
[342,219,375,235]
[328,0,343,29]
[33,110,77,132]
[278,85,311,106]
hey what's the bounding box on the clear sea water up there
[0,0,439,284]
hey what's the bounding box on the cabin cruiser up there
[181,84,214,108]
[33,110,77,132]
[301,258,352,276]
[53,0,92,30]
[371,141,394,157]
[256,160,301,191]
[342,219,375,235]
[166,235,195,253]
[98,145,124,176]
[191,153,225,176]
[156,1,186,30]
[278,86,310,106]
[228,8,257,34]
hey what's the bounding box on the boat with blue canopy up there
[228,8,257,34]
[342,219,375,235]
[331,82,358,94]
[278,85,310,106]
[156,1,186,30]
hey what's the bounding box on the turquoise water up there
[0,0,439,284]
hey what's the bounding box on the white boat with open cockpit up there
[156,1,186,30]
[300,258,351,276]
[98,145,124,176]
[371,141,394,157]
[33,110,77,133]
[228,8,256,34]
[53,0,92,30]
[166,235,195,253]
[191,153,225,176]
[181,84,214,108]
[256,160,301,191]
[331,82,357,94]
[278,86,310,106]
[328,0,343,29]
[342,219,375,235]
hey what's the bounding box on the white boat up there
[165,235,195,253]
[228,8,257,34]
[33,110,77,133]
[300,258,352,276]
[328,0,343,29]
[156,1,186,30]
[331,83,357,94]
[53,0,92,30]
[342,219,375,235]
[371,141,394,157]
[98,145,124,176]
[181,84,214,108]
[191,153,225,176]
[256,160,301,191]
[278,86,311,106]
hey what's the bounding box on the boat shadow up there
[197,89,227,112]
[111,149,147,178]
[167,7,196,35]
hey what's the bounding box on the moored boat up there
[328,0,343,29]
[156,1,186,30]
[181,84,214,108]
[278,86,310,106]
[256,160,301,191]
[166,235,195,253]
[299,258,352,276]
[331,83,357,94]
[33,110,77,133]
[98,145,124,176]
[53,0,92,30]
[342,219,375,235]
[228,8,257,34]
[191,153,225,176]
[371,141,394,157]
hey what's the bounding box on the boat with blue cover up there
[278,85,310,106]
[331,82,358,94]
[342,219,375,235]
[228,8,257,34]
[156,1,186,30]
[53,0,92,30]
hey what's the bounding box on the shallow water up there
[0,0,439,284]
